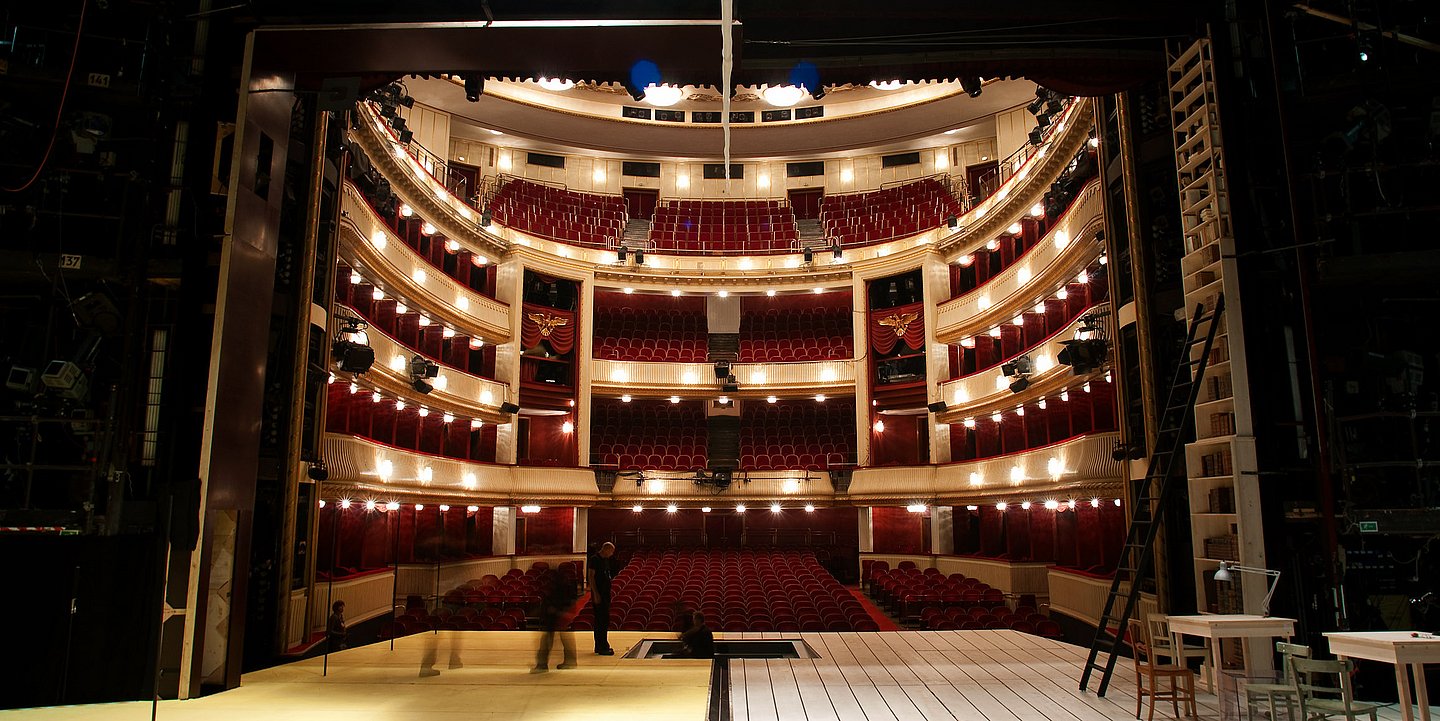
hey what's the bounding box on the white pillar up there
[492,506,516,555]
[858,507,874,553]
[572,507,588,553]
[931,506,954,555]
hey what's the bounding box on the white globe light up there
[643,84,684,107]
[762,85,806,107]
[537,77,575,91]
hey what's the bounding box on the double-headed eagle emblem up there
[877,311,918,338]
[527,312,569,337]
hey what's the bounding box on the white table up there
[1325,631,1440,721]
[1167,615,1296,720]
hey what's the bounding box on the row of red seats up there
[739,306,853,362]
[921,606,1063,638]
[591,399,708,470]
[592,306,708,362]
[351,192,497,297]
[821,179,963,247]
[490,178,625,246]
[568,549,878,632]
[738,400,857,470]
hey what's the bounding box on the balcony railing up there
[321,434,598,501]
[340,184,511,342]
[590,358,856,395]
[846,432,1122,503]
[935,179,1103,341]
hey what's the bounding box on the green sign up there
[1357,521,1379,533]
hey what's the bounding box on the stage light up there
[538,77,575,91]
[702,506,712,513]
[735,504,746,513]
[969,472,982,486]
[644,84,684,107]
[621,394,632,403]
[870,80,903,90]
[439,505,450,512]
[561,421,574,434]
[873,419,885,433]
[1021,501,1032,510]
[632,504,643,513]
[467,505,480,513]
[521,505,541,513]
[770,503,782,513]
[961,76,983,97]
[763,85,806,107]
[767,395,778,404]
[906,503,927,513]
[996,502,1007,511]
[667,504,678,513]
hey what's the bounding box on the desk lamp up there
[1214,561,1281,616]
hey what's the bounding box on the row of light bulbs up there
[318,498,1119,514]
[957,263,1103,350]
[616,393,829,404]
[535,76,917,108]
[348,267,488,350]
[328,373,504,423]
[621,286,831,297]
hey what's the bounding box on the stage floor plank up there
[3,630,1433,721]
[730,630,1432,721]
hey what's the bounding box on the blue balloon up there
[788,61,820,92]
[630,60,662,90]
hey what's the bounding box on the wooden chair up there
[1147,614,1215,692]
[1243,642,1310,721]
[1291,657,1382,721]
[1128,619,1197,720]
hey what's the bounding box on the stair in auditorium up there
[796,218,824,241]
[707,415,740,471]
[623,218,651,244]
[708,333,739,362]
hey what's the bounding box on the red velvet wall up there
[871,413,923,466]
[871,506,925,555]
[523,414,577,465]
[521,507,574,554]
[586,507,859,548]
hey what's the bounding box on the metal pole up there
[322,503,338,677]
[152,498,174,721]
[390,508,400,650]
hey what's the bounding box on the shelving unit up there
[1167,38,1269,669]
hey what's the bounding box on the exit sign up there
[1358,521,1379,533]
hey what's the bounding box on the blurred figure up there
[588,541,617,655]
[326,601,347,651]
[533,567,578,673]
[419,629,462,677]
[677,611,714,659]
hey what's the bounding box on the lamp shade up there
[1213,561,1233,582]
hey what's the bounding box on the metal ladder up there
[1078,295,1225,696]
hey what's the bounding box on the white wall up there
[995,106,1036,169]
[448,137,1005,201]
[400,102,452,160]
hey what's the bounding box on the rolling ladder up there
[1078,295,1225,696]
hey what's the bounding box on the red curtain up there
[871,506,924,555]
[521,302,577,354]
[868,301,925,355]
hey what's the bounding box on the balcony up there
[935,178,1104,342]
[321,434,598,502]
[590,358,856,396]
[846,432,1122,503]
[340,185,511,342]
[341,313,511,421]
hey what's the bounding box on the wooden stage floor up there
[1,630,1429,721]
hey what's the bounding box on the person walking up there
[533,567,578,673]
[587,542,617,655]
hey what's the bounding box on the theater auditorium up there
[1,2,1437,720]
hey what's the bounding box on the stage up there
[2,630,1430,720]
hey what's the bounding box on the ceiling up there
[248,1,1207,96]
[412,76,1035,159]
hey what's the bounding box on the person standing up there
[327,600,348,651]
[533,567,579,673]
[587,542,617,655]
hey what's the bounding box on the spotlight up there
[961,77,983,98]
[412,379,434,394]
[332,326,375,374]
[1028,128,1044,146]
[832,240,843,259]
[464,75,485,102]
[1000,355,1033,377]
[946,215,959,230]
[803,246,813,264]
[307,462,329,481]
[499,401,520,414]
[1008,377,1031,394]
[1057,339,1109,374]
[927,401,948,413]
[617,246,628,263]
[625,83,647,102]
[634,248,645,265]
[714,360,732,380]
[409,355,440,380]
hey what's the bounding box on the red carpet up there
[848,587,902,631]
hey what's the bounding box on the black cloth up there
[588,552,617,651]
[679,623,714,659]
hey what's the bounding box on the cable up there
[3,0,89,194]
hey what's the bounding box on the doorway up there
[965,160,999,205]
[705,514,739,547]
[623,188,659,220]
[787,188,823,219]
